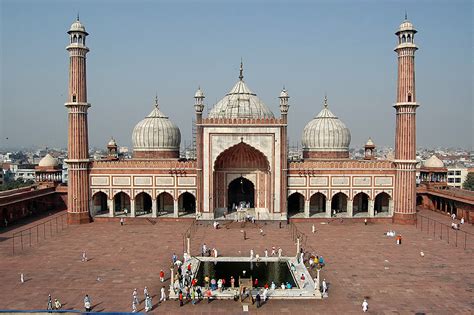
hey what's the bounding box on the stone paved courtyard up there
[0,210,473,314]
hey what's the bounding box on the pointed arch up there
[310,192,326,215]
[92,191,108,215]
[114,192,131,215]
[331,192,348,214]
[375,192,391,214]
[135,192,152,216]
[178,192,196,214]
[214,142,269,171]
[288,192,304,217]
[157,192,174,216]
[353,192,369,216]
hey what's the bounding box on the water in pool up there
[195,261,297,288]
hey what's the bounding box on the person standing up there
[132,288,139,305]
[202,243,207,256]
[243,230,247,240]
[159,269,165,282]
[264,249,268,257]
[312,224,315,234]
[250,249,254,260]
[81,251,87,262]
[132,300,137,313]
[124,208,128,216]
[271,246,276,256]
[362,299,369,312]
[47,294,53,311]
[160,286,166,302]
[172,253,177,264]
[84,295,91,312]
[230,276,235,288]
[322,279,327,296]
[144,286,148,297]
[120,218,124,226]
[278,247,282,258]
[145,294,152,312]
[20,273,24,283]
[263,287,268,302]
[255,293,261,308]
[461,217,465,224]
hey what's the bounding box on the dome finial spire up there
[77,11,80,21]
[239,58,244,81]
[404,10,407,20]
[324,93,328,108]
[154,94,159,109]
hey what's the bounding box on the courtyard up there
[0,210,473,314]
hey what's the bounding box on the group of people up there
[200,243,219,257]
[131,287,153,312]
[46,294,62,311]
[451,213,465,230]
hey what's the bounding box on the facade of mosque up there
[65,16,419,224]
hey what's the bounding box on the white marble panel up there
[375,177,393,186]
[156,177,174,186]
[178,177,196,186]
[331,177,350,186]
[310,177,328,186]
[353,176,371,186]
[134,176,152,186]
[91,176,109,186]
[288,177,306,187]
[112,176,131,186]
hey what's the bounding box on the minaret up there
[279,88,289,218]
[65,16,91,224]
[194,87,205,216]
[393,15,419,224]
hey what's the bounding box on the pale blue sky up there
[1,0,472,151]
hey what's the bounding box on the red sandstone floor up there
[0,210,473,314]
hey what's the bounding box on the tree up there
[462,172,474,191]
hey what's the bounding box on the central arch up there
[213,142,270,216]
[228,177,255,209]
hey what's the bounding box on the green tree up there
[462,172,474,191]
[0,178,34,191]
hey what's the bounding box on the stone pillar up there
[108,199,114,217]
[325,199,332,218]
[130,201,136,217]
[389,198,394,216]
[187,237,191,256]
[152,198,157,218]
[296,238,300,257]
[304,199,310,218]
[347,201,353,217]
[174,198,179,218]
[368,199,375,217]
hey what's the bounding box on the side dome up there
[208,63,274,119]
[132,98,181,159]
[39,154,59,167]
[424,155,444,168]
[302,97,351,159]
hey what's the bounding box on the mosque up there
[64,16,420,224]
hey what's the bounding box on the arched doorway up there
[374,192,390,215]
[135,192,152,216]
[353,192,369,216]
[157,192,174,216]
[92,192,108,215]
[213,142,270,217]
[288,192,304,217]
[310,193,326,217]
[331,192,348,216]
[228,177,255,210]
[179,192,196,215]
[114,192,131,216]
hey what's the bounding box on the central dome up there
[208,64,274,119]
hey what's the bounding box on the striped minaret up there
[65,17,91,224]
[393,15,419,224]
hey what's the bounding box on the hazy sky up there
[1,0,472,151]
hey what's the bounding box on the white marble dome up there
[424,155,444,168]
[132,101,181,152]
[68,18,88,34]
[208,75,274,119]
[39,154,59,167]
[302,98,351,153]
